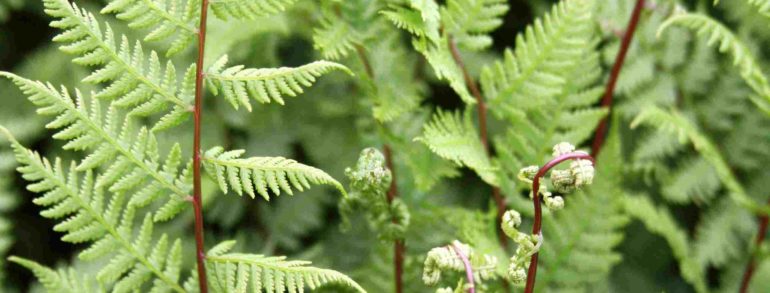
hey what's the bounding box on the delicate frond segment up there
[210,0,298,20]
[9,257,98,292]
[416,110,497,186]
[442,0,509,50]
[101,0,199,56]
[43,0,193,129]
[206,55,352,111]
[205,240,366,293]
[202,147,347,200]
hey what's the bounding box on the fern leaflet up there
[102,0,199,56]
[8,257,98,292]
[210,0,298,20]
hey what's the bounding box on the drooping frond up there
[206,55,351,111]
[102,0,199,56]
[8,257,98,292]
[623,195,708,293]
[202,146,346,200]
[416,110,497,186]
[0,73,192,220]
[631,106,769,214]
[210,0,298,20]
[43,0,194,130]
[658,13,770,111]
[205,240,366,293]
[441,0,509,50]
[0,128,186,292]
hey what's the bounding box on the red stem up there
[450,241,476,293]
[524,153,595,293]
[192,0,210,292]
[447,35,508,248]
[739,201,770,293]
[591,0,646,157]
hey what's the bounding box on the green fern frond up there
[442,0,508,50]
[312,15,361,60]
[206,55,351,111]
[0,127,186,292]
[631,106,770,214]
[210,0,298,20]
[205,240,366,293]
[416,110,497,186]
[714,0,770,17]
[44,0,193,130]
[8,257,98,292]
[102,0,199,56]
[693,199,755,269]
[622,195,708,293]
[658,13,770,110]
[661,157,720,204]
[202,146,346,200]
[0,73,192,220]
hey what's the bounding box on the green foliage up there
[102,0,199,56]
[8,257,99,292]
[210,0,299,20]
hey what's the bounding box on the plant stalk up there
[192,0,210,292]
[447,35,508,248]
[739,200,770,293]
[524,153,595,293]
[591,0,645,157]
[451,241,476,293]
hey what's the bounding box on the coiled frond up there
[206,55,351,111]
[416,110,497,186]
[0,128,186,292]
[102,0,199,56]
[202,146,346,200]
[210,0,298,20]
[44,0,194,130]
[205,240,366,293]
[422,241,499,287]
[8,257,99,292]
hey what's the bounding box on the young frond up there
[0,127,186,292]
[658,13,770,110]
[205,240,366,293]
[210,0,298,20]
[715,0,770,17]
[631,106,769,214]
[442,0,509,50]
[8,257,98,292]
[202,146,346,200]
[206,55,351,111]
[416,110,497,186]
[0,73,192,219]
[312,15,361,60]
[480,0,595,114]
[44,0,194,130]
[102,0,199,56]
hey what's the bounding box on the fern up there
[441,0,509,51]
[8,257,99,292]
[206,55,351,111]
[44,0,194,130]
[210,0,298,20]
[102,0,199,56]
[205,240,366,293]
[202,146,346,200]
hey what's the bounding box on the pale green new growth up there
[206,55,351,111]
[102,0,199,56]
[205,240,367,293]
[422,241,498,288]
[442,0,509,50]
[203,146,346,201]
[210,0,299,20]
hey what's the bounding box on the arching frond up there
[8,257,99,293]
[0,73,192,220]
[205,240,366,293]
[416,110,497,186]
[102,0,199,56]
[210,0,298,20]
[44,0,193,130]
[714,0,770,17]
[202,146,346,200]
[0,128,186,292]
[442,0,509,50]
[206,55,351,111]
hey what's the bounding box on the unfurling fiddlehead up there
[422,240,498,292]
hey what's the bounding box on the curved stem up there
[591,0,646,157]
[450,241,476,293]
[524,153,595,293]
[739,200,769,293]
[193,0,210,292]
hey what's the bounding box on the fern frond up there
[312,14,361,60]
[622,195,708,293]
[0,127,186,292]
[442,0,508,50]
[693,199,755,269]
[631,106,770,214]
[205,240,366,293]
[661,157,720,204]
[715,0,770,17]
[206,55,351,111]
[210,0,298,20]
[0,73,192,220]
[44,0,193,130]
[658,13,770,109]
[416,110,497,186]
[8,257,98,292]
[202,146,346,200]
[102,0,199,56]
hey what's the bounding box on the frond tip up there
[206,55,352,111]
[202,147,347,200]
[205,240,366,293]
